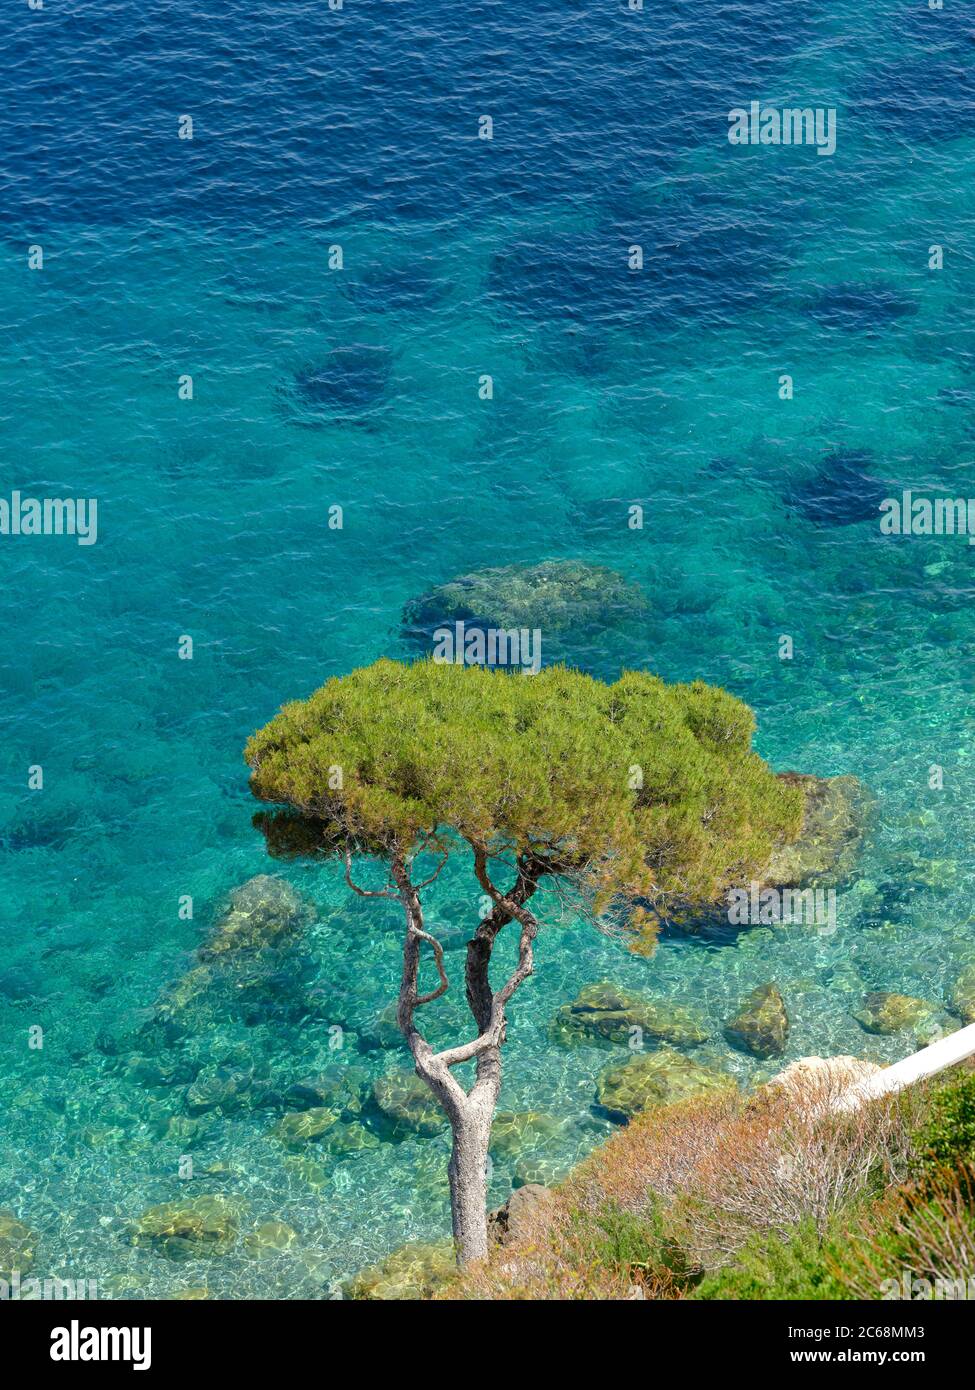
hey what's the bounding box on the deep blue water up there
[2,0,975,1297]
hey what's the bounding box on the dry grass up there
[669,1076,923,1269]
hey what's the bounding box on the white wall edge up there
[831,1020,975,1113]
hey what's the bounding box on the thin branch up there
[413,848,450,891]
[344,848,398,899]
[414,927,449,1006]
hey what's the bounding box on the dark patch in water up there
[805,283,917,335]
[278,346,392,427]
[784,450,894,527]
[938,386,975,408]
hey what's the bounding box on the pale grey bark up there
[374,847,540,1268]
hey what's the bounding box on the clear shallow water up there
[1,0,975,1297]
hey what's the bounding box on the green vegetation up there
[692,1219,847,1301]
[245,659,803,913]
[246,659,803,1265]
[909,1070,975,1179]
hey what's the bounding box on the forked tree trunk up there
[387,849,540,1269]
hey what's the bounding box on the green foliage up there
[692,1218,849,1301]
[568,1200,701,1291]
[245,660,802,910]
[910,1071,975,1179]
[830,1167,975,1299]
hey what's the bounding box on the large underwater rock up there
[344,1240,456,1300]
[552,981,708,1049]
[199,875,307,960]
[283,1064,369,1119]
[724,983,790,1059]
[322,1120,381,1155]
[665,772,872,935]
[489,1110,564,1160]
[278,345,392,427]
[595,1048,736,1123]
[244,1220,298,1257]
[272,1107,340,1149]
[805,283,917,335]
[853,991,935,1036]
[131,1195,241,1261]
[783,450,895,527]
[141,875,314,1044]
[0,1210,35,1279]
[402,559,649,645]
[763,773,873,890]
[184,1064,271,1117]
[950,965,975,1023]
[370,1070,447,1137]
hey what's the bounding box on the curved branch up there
[414,927,449,1006]
[413,849,450,891]
[344,849,397,899]
[416,844,542,1075]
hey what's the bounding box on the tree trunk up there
[447,1103,493,1266]
[390,850,540,1269]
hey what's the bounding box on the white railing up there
[832,1021,975,1112]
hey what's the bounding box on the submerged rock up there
[185,1065,258,1117]
[805,282,917,335]
[402,559,649,645]
[244,1220,297,1256]
[490,1110,563,1160]
[344,1240,456,1300]
[322,1120,381,1155]
[513,1156,572,1188]
[199,875,306,960]
[272,1108,340,1148]
[283,1065,369,1118]
[132,1196,240,1261]
[152,965,214,1031]
[279,346,392,427]
[0,1210,35,1278]
[595,1048,736,1123]
[724,984,790,1059]
[552,981,707,1048]
[142,876,313,1042]
[371,1071,446,1137]
[950,965,975,1023]
[358,1000,404,1052]
[783,450,895,527]
[853,992,934,1035]
[764,773,872,890]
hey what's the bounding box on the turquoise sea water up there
[2,0,975,1296]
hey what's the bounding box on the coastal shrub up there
[567,1199,702,1293]
[692,1218,849,1301]
[672,1081,918,1268]
[440,1081,935,1300]
[909,1070,975,1180]
[834,1166,975,1300]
